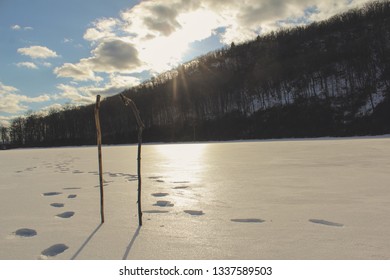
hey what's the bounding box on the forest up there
[1,0,390,148]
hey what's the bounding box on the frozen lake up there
[1,137,390,259]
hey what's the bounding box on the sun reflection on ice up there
[153,143,208,184]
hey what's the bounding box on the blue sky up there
[0,0,374,126]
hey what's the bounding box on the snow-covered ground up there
[1,136,390,260]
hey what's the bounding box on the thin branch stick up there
[120,94,145,129]
[94,95,104,224]
[136,127,143,226]
[120,93,145,227]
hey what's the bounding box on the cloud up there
[0,82,50,114]
[39,103,64,114]
[54,62,102,82]
[84,17,121,42]
[143,5,181,36]
[55,0,375,84]
[201,0,371,43]
[63,38,73,43]
[54,73,140,105]
[54,84,96,105]
[11,24,21,30]
[16,61,53,70]
[11,24,33,31]
[17,46,58,59]
[88,74,140,96]
[0,115,13,127]
[42,62,52,68]
[54,38,142,82]
[87,38,142,72]
[16,62,38,69]
[0,82,18,95]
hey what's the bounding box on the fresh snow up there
[1,136,390,260]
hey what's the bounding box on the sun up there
[138,9,220,73]
[139,33,189,73]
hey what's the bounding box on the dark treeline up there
[2,0,390,147]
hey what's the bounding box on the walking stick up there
[120,93,145,227]
[94,95,104,223]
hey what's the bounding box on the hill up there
[3,0,390,147]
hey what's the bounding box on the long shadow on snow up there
[122,227,141,260]
[70,224,103,260]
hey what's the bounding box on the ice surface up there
[1,136,390,259]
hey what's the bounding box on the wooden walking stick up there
[120,93,145,227]
[94,95,104,224]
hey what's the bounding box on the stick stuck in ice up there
[120,93,145,227]
[94,95,105,224]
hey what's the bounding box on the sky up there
[0,0,376,126]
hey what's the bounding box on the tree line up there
[1,0,390,147]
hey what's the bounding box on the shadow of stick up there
[70,224,103,260]
[122,226,141,260]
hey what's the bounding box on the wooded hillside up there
[2,0,390,147]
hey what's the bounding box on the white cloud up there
[84,17,121,42]
[42,62,52,68]
[0,82,18,95]
[0,82,51,114]
[63,38,73,43]
[206,0,374,43]
[16,61,54,70]
[16,62,38,69]
[89,74,140,96]
[87,38,142,72]
[54,38,142,82]
[0,115,13,127]
[17,45,58,59]
[39,103,64,114]
[54,73,140,104]
[11,24,33,31]
[54,62,103,82]
[55,0,375,85]
[11,24,21,30]
[54,84,96,105]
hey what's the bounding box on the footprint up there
[156,179,165,183]
[151,192,169,197]
[309,219,344,227]
[126,178,138,182]
[56,211,75,218]
[143,210,169,214]
[42,192,62,196]
[72,170,83,174]
[153,201,174,207]
[63,187,81,190]
[14,228,37,237]
[173,186,189,189]
[148,176,163,179]
[173,181,190,184]
[50,203,65,208]
[123,173,136,177]
[25,167,37,172]
[41,244,69,257]
[67,194,77,199]
[231,218,265,223]
[184,210,204,216]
